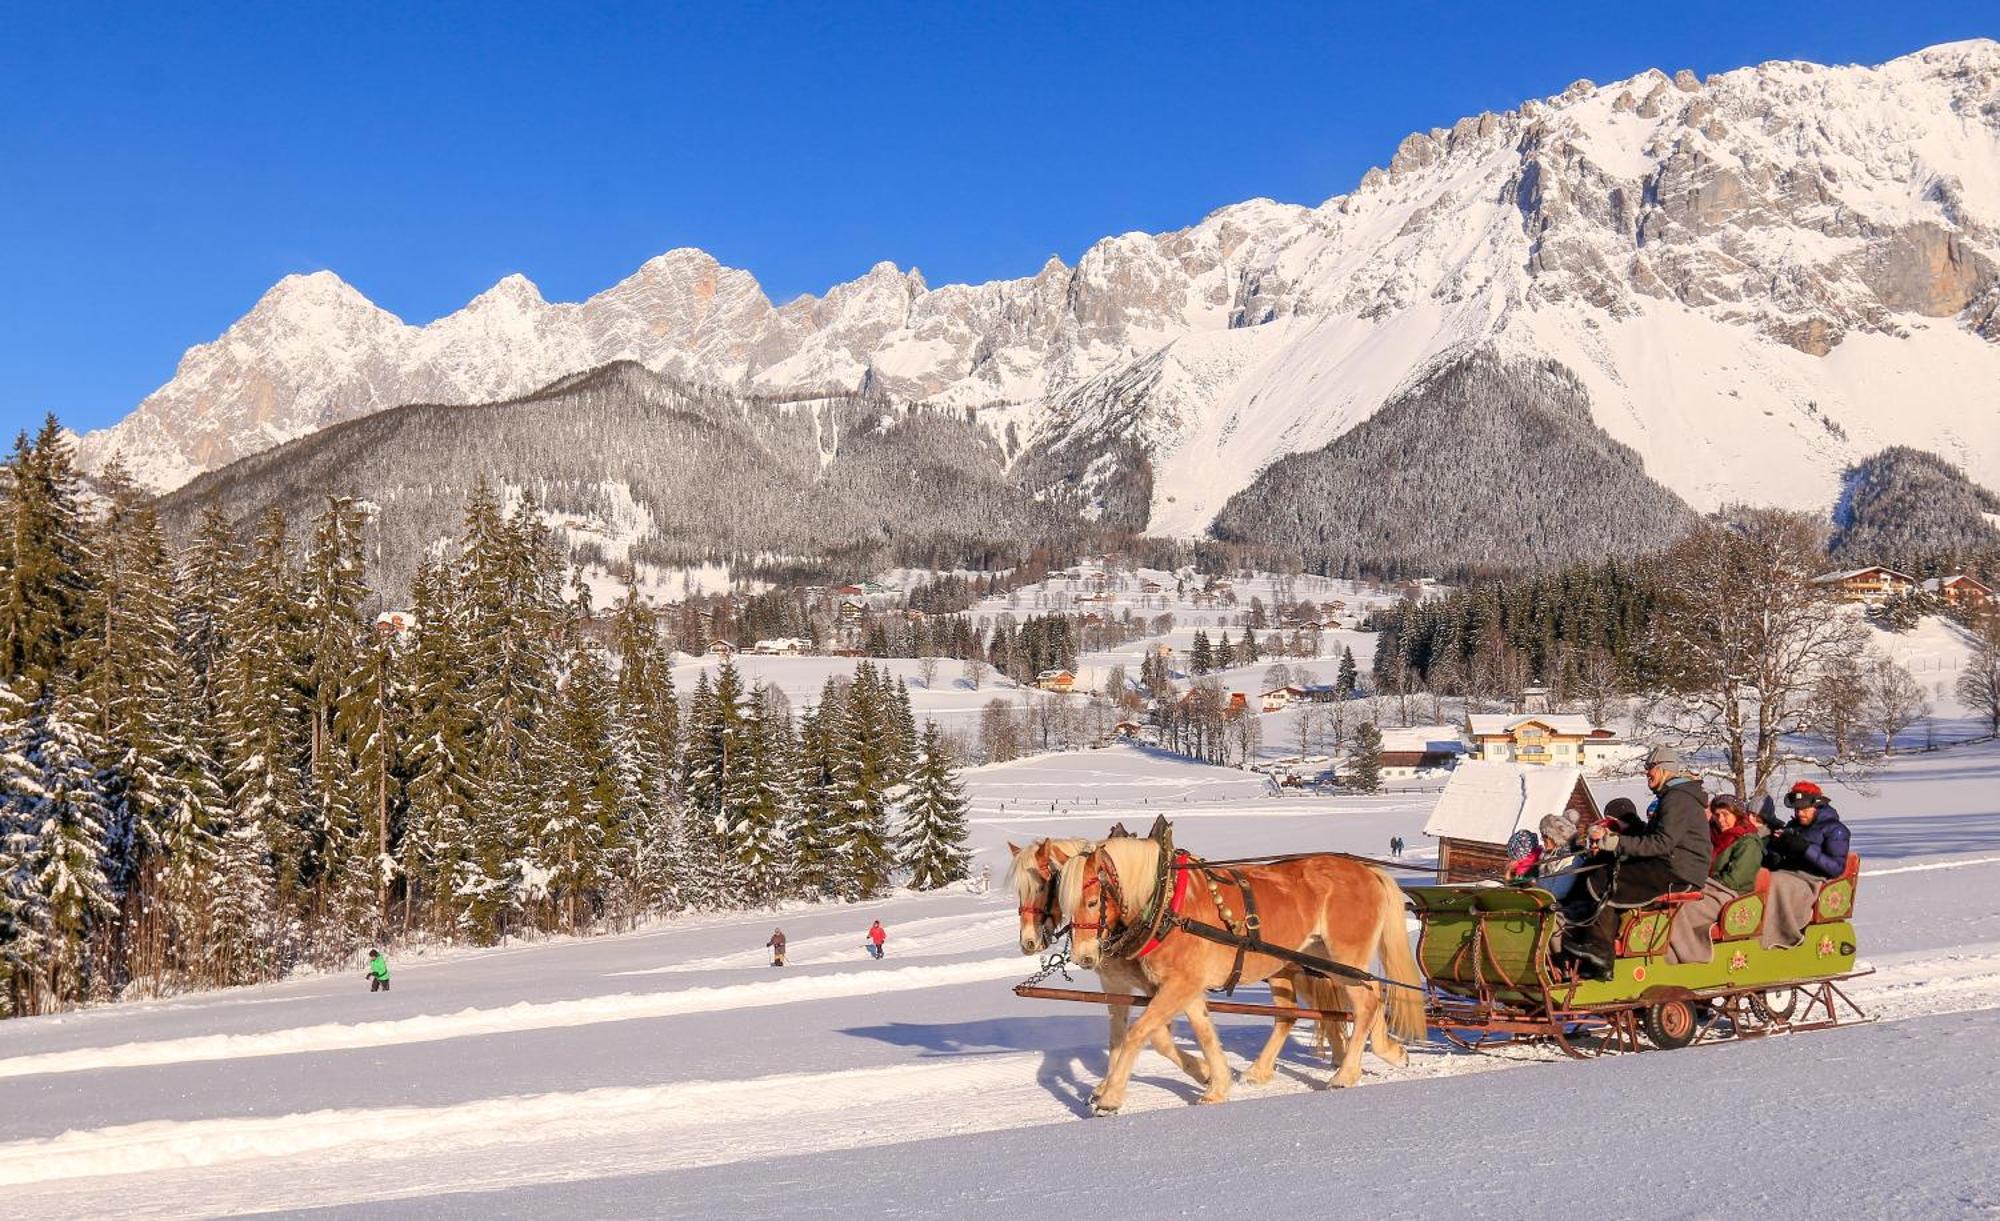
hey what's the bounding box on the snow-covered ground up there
[4,741,1997,1217]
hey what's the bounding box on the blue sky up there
[1,1,1991,438]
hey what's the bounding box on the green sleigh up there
[1406,853,1866,1054]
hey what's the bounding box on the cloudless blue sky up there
[2,1,1991,437]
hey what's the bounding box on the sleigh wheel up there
[1750,988,1799,1025]
[1642,999,1698,1050]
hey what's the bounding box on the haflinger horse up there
[1007,839,1210,1085]
[1066,836,1425,1114]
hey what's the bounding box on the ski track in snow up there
[0,957,1029,1082]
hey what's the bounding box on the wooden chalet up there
[1811,566,1915,604]
[1422,762,1599,883]
[1035,669,1077,693]
[706,639,737,659]
[1920,573,1995,610]
[1376,726,1466,777]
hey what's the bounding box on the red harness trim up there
[1135,851,1195,959]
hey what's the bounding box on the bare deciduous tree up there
[1957,619,2000,735]
[1865,652,1930,755]
[1644,509,1871,798]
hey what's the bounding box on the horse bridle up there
[1071,849,1129,937]
[1018,845,1068,939]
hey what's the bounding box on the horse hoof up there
[1197,1092,1230,1105]
[1091,1101,1121,1117]
[1243,1066,1274,1086]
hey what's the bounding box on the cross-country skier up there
[366,950,390,993]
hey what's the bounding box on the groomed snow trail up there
[0,957,1028,1080]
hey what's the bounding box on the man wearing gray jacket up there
[1562,745,1710,979]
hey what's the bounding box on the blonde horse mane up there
[1007,837,1093,901]
[1061,837,1164,927]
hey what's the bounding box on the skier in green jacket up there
[366,949,391,993]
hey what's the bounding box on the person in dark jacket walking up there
[1563,745,1710,979]
[1761,781,1851,879]
[765,929,786,967]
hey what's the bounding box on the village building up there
[1422,761,1600,882]
[706,639,737,659]
[1113,719,1145,740]
[1467,713,1628,771]
[1812,566,1916,605]
[751,637,810,656]
[1139,579,1164,594]
[1259,684,1309,712]
[837,599,866,624]
[373,609,418,636]
[1035,669,1076,693]
[1376,726,1467,777]
[1920,573,1995,611]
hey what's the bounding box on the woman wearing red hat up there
[1761,780,1850,879]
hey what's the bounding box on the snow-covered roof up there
[1378,726,1466,755]
[1466,714,1605,738]
[1922,574,1992,593]
[1813,567,1914,584]
[1423,762,1591,845]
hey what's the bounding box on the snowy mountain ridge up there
[82,40,2000,535]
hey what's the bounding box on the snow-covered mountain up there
[84,41,2000,537]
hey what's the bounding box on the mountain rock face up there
[85,40,2000,545]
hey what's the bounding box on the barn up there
[1421,761,1599,883]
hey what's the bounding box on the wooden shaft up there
[1013,984,1354,1020]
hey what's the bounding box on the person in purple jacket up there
[1761,780,1851,879]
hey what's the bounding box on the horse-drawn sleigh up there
[1008,825,1868,1114]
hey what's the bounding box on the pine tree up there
[0,419,95,702]
[9,691,118,1007]
[534,619,618,933]
[1337,647,1359,697]
[401,560,478,935]
[1349,721,1383,794]
[610,586,680,912]
[334,627,403,935]
[1241,627,1260,665]
[830,663,895,899]
[789,683,843,899]
[732,684,798,904]
[897,722,971,890]
[1190,631,1213,676]
[299,497,371,938]
[217,509,309,906]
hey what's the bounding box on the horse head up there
[1007,839,1079,955]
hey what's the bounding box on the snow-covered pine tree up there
[533,612,618,933]
[10,690,118,1008]
[732,683,798,905]
[1217,630,1235,670]
[788,682,843,899]
[299,497,371,942]
[1190,631,1213,675]
[830,662,895,899]
[888,677,919,785]
[610,586,681,913]
[400,559,479,936]
[896,721,971,890]
[216,509,310,911]
[1337,647,1359,697]
[0,679,35,1016]
[1349,721,1383,793]
[0,418,95,702]
[334,625,404,936]
[75,488,185,991]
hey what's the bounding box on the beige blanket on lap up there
[1665,879,1739,965]
[1761,870,1822,949]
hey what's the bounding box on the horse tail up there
[1375,870,1427,1047]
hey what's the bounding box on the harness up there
[1079,838,1425,996]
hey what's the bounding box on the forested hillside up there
[1210,355,1696,579]
[1831,447,2000,576]
[158,362,1086,596]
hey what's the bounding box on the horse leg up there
[1243,972,1300,1086]
[1101,960,1206,1084]
[1093,976,1203,1116]
[1331,980,1383,1088]
[1183,996,1235,1105]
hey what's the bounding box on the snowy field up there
[3,741,1998,1217]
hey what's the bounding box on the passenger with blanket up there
[1757,780,1852,948]
[1665,795,1767,964]
[1562,746,1710,980]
